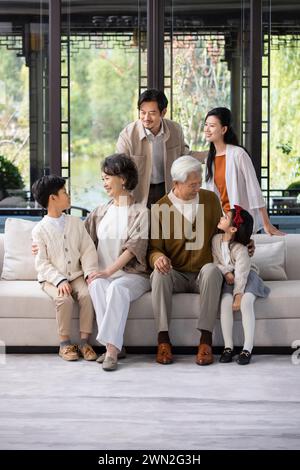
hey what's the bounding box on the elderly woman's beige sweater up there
[84,200,149,275]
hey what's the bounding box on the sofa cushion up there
[1,282,298,321]
[0,280,78,319]
[253,280,300,319]
[251,240,287,281]
[1,218,38,280]
[283,234,300,280]
[128,285,300,320]
[0,234,4,275]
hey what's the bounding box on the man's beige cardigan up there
[116,118,206,205]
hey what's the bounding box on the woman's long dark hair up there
[205,107,241,182]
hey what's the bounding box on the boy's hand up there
[247,239,255,257]
[224,272,234,284]
[58,281,72,296]
[32,243,39,256]
[233,293,243,311]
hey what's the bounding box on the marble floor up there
[0,353,300,450]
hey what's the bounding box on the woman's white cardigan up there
[203,144,266,233]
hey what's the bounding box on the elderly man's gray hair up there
[171,155,203,183]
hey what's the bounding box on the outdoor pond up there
[71,156,108,212]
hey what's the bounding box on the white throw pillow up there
[1,218,38,280]
[252,240,287,281]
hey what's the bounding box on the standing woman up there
[85,154,150,371]
[203,107,284,235]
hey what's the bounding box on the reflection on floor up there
[0,354,300,450]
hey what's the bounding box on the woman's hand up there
[263,222,286,237]
[260,207,286,236]
[224,272,234,284]
[233,293,243,311]
[87,269,112,283]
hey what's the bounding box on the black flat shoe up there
[237,349,252,365]
[219,348,234,363]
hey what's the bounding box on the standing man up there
[116,89,205,207]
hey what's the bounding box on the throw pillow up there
[1,218,38,280]
[252,240,287,281]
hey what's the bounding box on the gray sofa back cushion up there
[253,234,300,280]
[1,232,300,280]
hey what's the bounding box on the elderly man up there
[117,89,205,207]
[148,155,223,366]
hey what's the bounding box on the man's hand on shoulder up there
[247,239,255,257]
[32,243,38,256]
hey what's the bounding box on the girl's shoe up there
[219,347,234,363]
[237,349,252,365]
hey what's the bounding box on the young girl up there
[212,205,270,365]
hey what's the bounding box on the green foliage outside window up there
[285,181,300,198]
[1,33,300,209]
[0,155,25,200]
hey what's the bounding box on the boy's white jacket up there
[203,144,266,233]
[32,214,99,286]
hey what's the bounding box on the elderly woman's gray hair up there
[171,155,203,183]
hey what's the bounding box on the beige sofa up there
[1,226,300,348]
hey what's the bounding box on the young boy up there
[32,175,98,362]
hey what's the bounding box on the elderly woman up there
[85,153,150,371]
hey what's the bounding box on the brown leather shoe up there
[196,343,214,366]
[156,343,173,364]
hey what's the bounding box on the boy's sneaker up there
[219,347,234,363]
[237,349,252,365]
[78,343,97,361]
[59,344,79,361]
